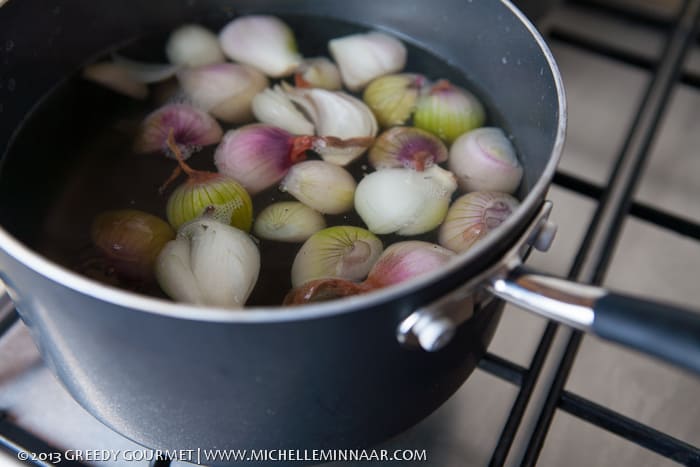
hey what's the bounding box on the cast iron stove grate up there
[0,0,699,465]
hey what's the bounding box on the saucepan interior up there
[0,0,564,322]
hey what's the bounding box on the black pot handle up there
[489,267,700,374]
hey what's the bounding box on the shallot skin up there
[439,191,520,253]
[134,104,223,157]
[91,210,174,282]
[213,125,305,195]
[449,127,523,194]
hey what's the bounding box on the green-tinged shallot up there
[363,73,427,127]
[91,209,174,282]
[414,79,485,143]
[254,202,326,242]
[155,218,260,307]
[283,84,377,165]
[329,32,407,91]
[219,15,302,78]
[369,127,447,171]
[439,191,520,253]
[291,226,383,287]
[280,161,357,214]
[354,165,457,235]
[166,24,226,67]
[251,85,315,135]
[163,131,253,232]
[177,63,268,123]
[295,57,342,90]
[449,127,523,194]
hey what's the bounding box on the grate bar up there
[0,294,17,338]
[559,391,700,465]
[478,353,528,386]
[553,171,700,240]
[487,323,559,467]
[567,0,678,30]
[549,30,700,89]
[0,412,89,467]
[521,0,700,465]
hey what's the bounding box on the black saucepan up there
[0,0,698,464]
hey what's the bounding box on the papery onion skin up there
[369,127,447,171]
[166,24,226,67]
[111,55,179,84]
[214,125,306,195]
[363,73,426,127]
[254,202,326,243]
[295,57,343,90]
[166,175,253,232]
[252,86,315,135]
[155,218,260,307]
[366,241,455,288]
[134,103,223,157]
[414,80,486,143]
[219,15,302,78]
[280,161,357,215]
[291,226,383,287]
[283,278,370,306]
[329,32,407,91]
[449,127,523,194]
[91,210,174,282]
[354,165,458,236]
[439,191,520,253]
[177,63,268,123]
[82,62,149,100]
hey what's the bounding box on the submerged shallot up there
[329,32,407,91]
[414,80,485,143]
[166,24,226,67]
[178,63,268,123]
[219,15,302,78]
[283,84,377,165]
[91,209,174,282]
[449,127,523,194]
[254,202,326,243]
[163,131,253,232]
[134,103,223,158]
[354,165,458,235]
[280,161,357,214]
[284,241,453,305]
[363,73,427,127]
[155,217,260,308]
[439,192,520,253]
[82,62,149,100]
[369,127,447,171]
[251,85,315,135]
[365,241,455,288]
[291,226,383,287]
[295,57,343,90]
[214,125,373,194]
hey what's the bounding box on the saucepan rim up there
[0,0,566,323]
